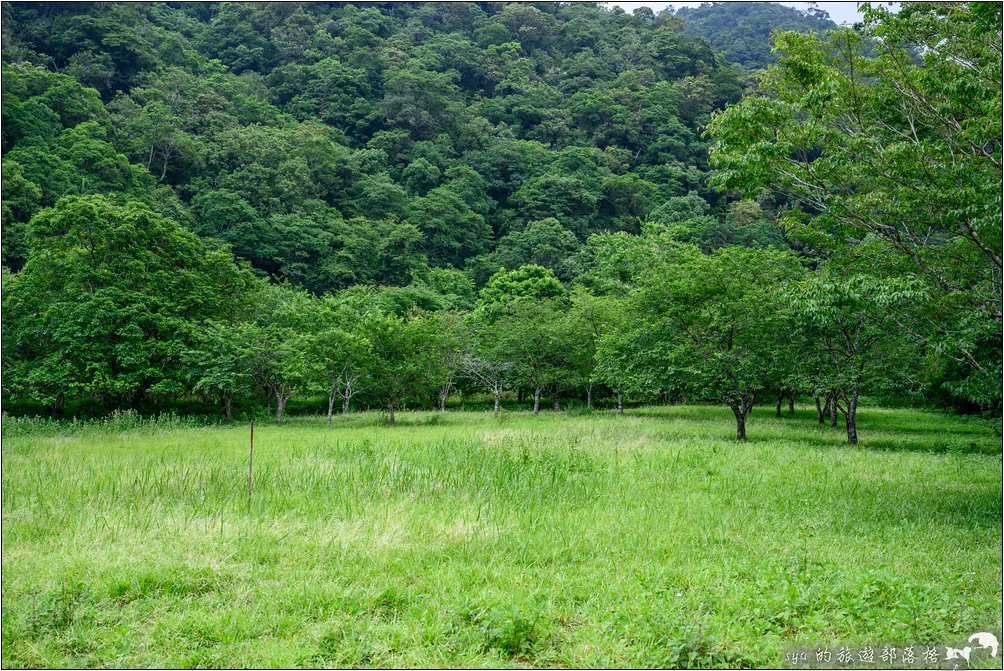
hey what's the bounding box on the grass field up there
[1,405,1001,668]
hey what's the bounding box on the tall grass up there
[2,406,1001,667]
[1,409,225,438]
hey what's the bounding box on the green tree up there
[360,311,437,423]
[312,325,374,422]
[614,243,804,439]
[3,195,256,412]
[184,321,255,422]
[473,265,569,414]
[247,284,320,423]
[463,318,517,417]
[788,262,926,444]
[469,218,583,286]
[707,3,1002,408]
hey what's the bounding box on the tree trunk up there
[439,387,448,412]
[327,388,336,424]
[533,386,541,414]
[518,388,523,404]
[342,393,351,414]
[266,394,272,417]
[731,394,755,441]
[617,392,623,415]
[586,382,592,411]
[733,406,748,441]
[822,393,831,420]
[552,395,560,411]
[775,393,783,417]
[223,395,233,423]
[275,391,289,424]
[387,400,396,423]
[788,392,795,415]
[130,386,145,411]
[845,390,859,445]
[830,391,838,426]
[493,392,501,418]
[815,396,824,424]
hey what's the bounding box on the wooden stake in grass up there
[247,419,254,513]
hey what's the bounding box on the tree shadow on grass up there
[827,477,1003,533]
[743,431,1002,456]
[675,407,1003,456]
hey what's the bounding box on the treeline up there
[2,2,1000,433]
[0,189,984,444]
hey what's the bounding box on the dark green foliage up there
[1,1,746,279]
[676,2,837,69]
[3,195,257,411]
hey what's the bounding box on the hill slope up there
[676,2,838,69]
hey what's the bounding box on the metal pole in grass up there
[247,418,254,514]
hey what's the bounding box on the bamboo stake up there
[247,419,254,514]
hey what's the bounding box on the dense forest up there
[677,2,837,69]
[2,2,1000,438]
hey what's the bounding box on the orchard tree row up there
[0,190,981,444]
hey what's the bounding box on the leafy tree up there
[247,284,320,423]
[565,288,621,410]
[360,311,437,422]
[184,321,255,422]
[3,195,256,411]
[407,184,492,268]
[787,267,917,444]
[611,243,804,439]
[463,317,517,417]
[707,3,1002,408]
[473,265,569,413]
[312,325,374,422]
[675,2,836,69]
[4,0,996,421]
[1,160,42,271]
[468,218,583,286]
[425,310,470,412]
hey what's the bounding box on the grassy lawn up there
[1,405,1001,668]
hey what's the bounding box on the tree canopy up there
[2,2,1000,435]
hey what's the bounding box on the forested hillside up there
[2,2,1000,429]
[2,1,752,286]
[675,2,837,69]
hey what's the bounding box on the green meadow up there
[2,406,1001,668]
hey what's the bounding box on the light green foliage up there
[183,322,256,422]
[786,259,926,443]
[246,283,324,423]
[707,2,1002,408]
[2,408,1000,667]
[473,265,566,323]
[306,305,376,420]
[471,265,571,412]
[599,243,806,438]
[468,218,584,287]
[358,311,439,421]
